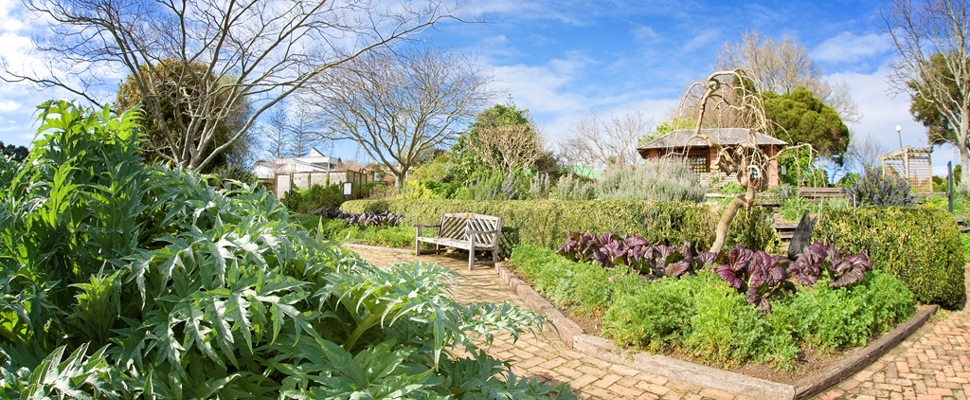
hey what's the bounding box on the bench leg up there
[492,248,498,267]
[468,248,474,270]
[415,239,420,256]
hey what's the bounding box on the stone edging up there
[493,262,938,400]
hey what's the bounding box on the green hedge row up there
[340,199,778,255]
[814,207,966,310]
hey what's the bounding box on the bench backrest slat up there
[438,213,502,246]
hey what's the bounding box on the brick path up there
[349,246,970,400]
[813,263,970,400]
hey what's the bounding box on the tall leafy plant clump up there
[0,101,569,399]
[844,166,916,206]
[281,183,344,213]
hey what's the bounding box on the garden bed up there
[496,260,938,399]
[502,237,935,399]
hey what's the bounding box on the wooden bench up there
[414,213,503,269]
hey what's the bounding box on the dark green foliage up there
[342,199,777,254]
[0,101,567,399]
[844,167,916,206]
[0,141,28,162]
[281,183,344,214]
[908,53,962,148]
[764,87,850,164]
[814,207,965,309]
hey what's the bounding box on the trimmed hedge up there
[814,207,966,310]
[341,199,778,254]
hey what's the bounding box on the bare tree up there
[560,111,650,169]
[845,133,888,170]
[716,30,860,123]
[677,69,812,253]
[883,0,970,180]
[472,123,546,175]
[2,0,460,171]
[289,100,328,158]
[262,104,292,160]
[308,46,493,188]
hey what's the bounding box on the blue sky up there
[0,0,959,176]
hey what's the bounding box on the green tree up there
[116,59,252,173]
[451,104,535,178]
[0,141,28,162]
[764,87,850,164]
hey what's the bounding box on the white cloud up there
[812,32,894,64]
[830,64,958,175]
[632,25,659,41]
[681,29,720,53]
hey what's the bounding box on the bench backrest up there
[438,213,502,246]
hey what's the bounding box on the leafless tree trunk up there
[676,69,793,253]
[307,46,493,189]
[883,0,970,181]
[560,111,650,169]
[1,0,460,172]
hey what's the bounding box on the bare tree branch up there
[560,110,650,169]
[883,0,970,180]
[2,0,462,171]
[307,45,493,188]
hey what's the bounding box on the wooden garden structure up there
[879,146,933,193]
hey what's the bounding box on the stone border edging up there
[492,262,938,400]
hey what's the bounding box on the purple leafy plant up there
[714,245,793,313]
[787,242,872,288]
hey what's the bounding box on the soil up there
[506,266,890,386]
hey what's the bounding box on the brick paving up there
[812,262,970,400]
[349,246,970,400]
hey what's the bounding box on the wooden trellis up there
[879,146,933,193]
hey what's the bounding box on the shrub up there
[281,183,343,213]
[814,207,965,309]
[779,195,818,222]
[553,175,597,200]
[844,167,916,206]
[597,160,706,202]
[685,274,800,368]
[343,199,776,254]
[772,271,915,352]
[602,275,703,352]
[0,101,566,399]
